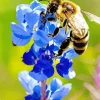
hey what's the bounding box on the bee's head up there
[48,0,61,13]
[62,1,78,15]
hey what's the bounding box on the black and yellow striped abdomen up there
[71,32,89,55]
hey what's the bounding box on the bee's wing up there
[73,11,89,29]
[64,8,89,34]
[64,11,89,36]
[82,10,100,24]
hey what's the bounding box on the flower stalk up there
[41,80,46,100]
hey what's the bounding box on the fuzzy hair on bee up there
[56,1,79,18]
[46,0,100,57]
[47,0,61,14]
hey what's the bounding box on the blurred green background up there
[0,0,100,100]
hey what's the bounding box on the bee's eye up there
[67,5,74,11]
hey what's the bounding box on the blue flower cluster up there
[11,0,78,81]
[11,0,79,99]
[19,71,72,100]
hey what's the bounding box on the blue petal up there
[34,4,47,11]
[36,30,50,41]
[46,89,51,99]
[16,4,32,23]
[33,85,41,98]
[56,58,74,79]
[29,71,48,81]
[25,85,41,100]
[16,8,24,23]
[54,28,70,45]
[22,50,36,65]
[43,66,54,78]
[30,0,41,10]
[60,57,72,66]
[63,47,79,59]
[12,32,31,46]
[29,58,54,81]
[30,44,40,58]
[48,40,59,51]
[11,23,32,46]
[25,11,40,28]
[49,24,56,33]
[34,39,48,47]
[63,67,76,79]
[18,71,38,94]
[33,30,52,47]
[25,93,40,100]
[48,21,57,33]
[50,78,62,93]
[50,84,72,100]
[25,95,33,100]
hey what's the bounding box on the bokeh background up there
[0,0,100,100]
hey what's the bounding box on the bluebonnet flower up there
[22,41,55,65]
[11,23,33,46]
[11,0,47,46]
[22,44,40,65]
[22,40,76,81]
[29,53,54,81]
[62,47,79,59]
[11,0,79,99]
[11,0,58,47]
[56,57,76,79]
[28,42,55,81]
[22,50,36,65]
[29,56,75,81]
[18,71,72,100]
[11,0,73,48]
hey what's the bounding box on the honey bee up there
[47,0,100,56]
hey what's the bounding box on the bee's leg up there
[48,27,60,37]
[63,19,67,27]
[54,49,64,57]
[63,19,70,34]
[48,21,66,37]
[40,11,46,18]
[48,18,69,37]
[47,18,56,21]
[70,30,74,42]
[54,37,71,57]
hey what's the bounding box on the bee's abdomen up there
[73,41,88,48]
[74,49,85,55]
[73,32,89,55]
[73,42,88,55]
